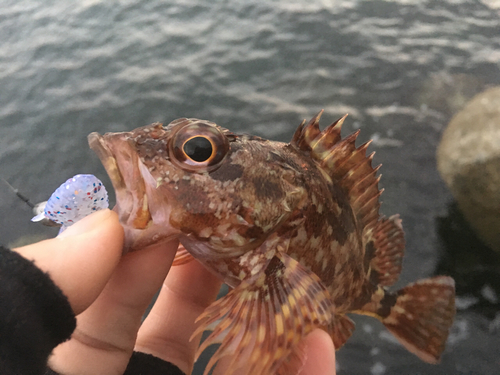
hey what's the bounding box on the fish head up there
[88,118,304,255]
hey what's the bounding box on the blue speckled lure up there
[31,174,109,232]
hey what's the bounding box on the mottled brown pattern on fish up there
[88,112,456,375]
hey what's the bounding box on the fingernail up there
[57,209,113,238]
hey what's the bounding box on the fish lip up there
[88,130,179,252]
[88,131,144,250]
[88,132,127,195]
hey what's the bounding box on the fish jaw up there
[88,131,179,252]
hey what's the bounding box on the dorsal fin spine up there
[352,177,381,206]
[348,165,378,189]
[358,140,373,155]
[357,189,383,229]
[349,167,381,199]
[319,134,358,171]
[302,111,322,146]
[290,111,383,232]
[290,119,306,147]
[310,114,347,152]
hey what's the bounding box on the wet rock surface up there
[437,87,500,251]
[416,72,486,117]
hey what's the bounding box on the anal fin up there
[191,252,333,375]
[382,276,455,363]
[328,314,356,349]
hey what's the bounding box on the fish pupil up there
[183,136,213,162]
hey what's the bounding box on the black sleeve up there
[123,352,185,375]
[0,246,185,375]
[0,245,76,375]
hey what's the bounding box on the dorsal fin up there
[290,110,382,231]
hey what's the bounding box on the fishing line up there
[1,177,36,209]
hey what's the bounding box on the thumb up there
[300,329,336,375]
[14,209,124,314]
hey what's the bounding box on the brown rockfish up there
[88,112,455,374]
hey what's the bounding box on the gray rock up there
[416,72,485,117]
[437,87,500,251]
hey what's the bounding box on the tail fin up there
[382,276,455,363]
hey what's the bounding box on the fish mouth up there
[88,131,178,252]
[88,132,128,202]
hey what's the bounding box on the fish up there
[88,112,455,374]
[31,174,109,232]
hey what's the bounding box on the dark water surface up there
[1,1,500,373]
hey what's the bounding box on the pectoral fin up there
[191,252,333,375]
[172,244,195,266]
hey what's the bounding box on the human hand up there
[14,209,335,375]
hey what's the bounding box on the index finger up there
[134,258,222,374]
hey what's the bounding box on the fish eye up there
[170,122,229,172]
[183,136,214,162]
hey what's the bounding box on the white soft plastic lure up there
[31,174,109,232]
